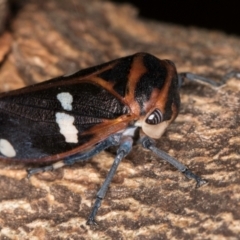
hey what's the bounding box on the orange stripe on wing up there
[10,114,136,163]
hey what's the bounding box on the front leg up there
[141,136,207,188]
[87,136,133,225]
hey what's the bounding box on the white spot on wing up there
[0,139,16,157]
[57,92,73,111]
[55,112,78,143]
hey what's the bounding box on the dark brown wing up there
[0,54,140,162]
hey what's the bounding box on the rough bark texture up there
[0,0,240,239]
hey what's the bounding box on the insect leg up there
[141,136,207,188]
[27,134,122,178]
[178,70,240,88]
[178,72,220,87]
[221,70,240,84]
[87,136,133,225]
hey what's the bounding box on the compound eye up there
[145,109,163,125]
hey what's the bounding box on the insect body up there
[0,52,222,224]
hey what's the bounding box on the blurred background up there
[111,0,240,36]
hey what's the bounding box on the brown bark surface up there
[0,0,240,239]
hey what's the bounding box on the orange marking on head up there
[143,60,178,115]
[155,61,176,112]
[124,54,147,115]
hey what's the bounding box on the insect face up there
[132,55,180,139]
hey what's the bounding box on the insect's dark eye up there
[145,109,163,125]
